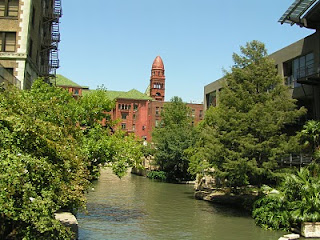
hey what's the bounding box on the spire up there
[152,56,164,70]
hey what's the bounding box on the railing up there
[279,153,313,167]
[0,64,21,89]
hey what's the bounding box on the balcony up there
[296,63,320,85]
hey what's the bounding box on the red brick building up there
[57,56,204,141]
[107,56,204,141]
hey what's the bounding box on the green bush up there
[253,192,290,230]
[253,163,320,230]
[147,171,167,181]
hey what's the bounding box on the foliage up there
[253,163,320,230]
[252,187,290,230]
[0,81,87,239]
[0,79,143,239]
[147,171,167,181]
[152,96,196,181]
[77,88,115,127]
[189,40,306,188]
[300,120,320,159]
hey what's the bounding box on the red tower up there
[150,56,165,101]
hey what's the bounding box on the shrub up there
[147,171,167,181]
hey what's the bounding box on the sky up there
[57,0,314,104]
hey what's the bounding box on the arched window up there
[156,92,161,96]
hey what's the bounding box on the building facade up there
[0,0,61,89]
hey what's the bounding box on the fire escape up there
[40,0,62,79]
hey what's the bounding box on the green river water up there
[77,168,285,240]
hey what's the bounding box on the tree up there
[152,96,195,181]
[300,120,320,159]
[0,79,143,239]
[189,41,306,188]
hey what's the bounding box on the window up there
[293,53,314,79]
[206,90,217,108]
[155,120,159,127]
[28,38,33,57]
[192,109,195,117]
[132,124,135,131]
[156,92,161,96]
[0,32,16,52]
[31,6,35,27]
[0,0,19,17]
[73,89,79,95]
[153,83,162,89]
[118,104,131,110]
[121,113,128,119]
[199,110,203,118]
[155,107,159,116]
[133,113,136,120]
[134,104,138,111]
[121,123,126,130]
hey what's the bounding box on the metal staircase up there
[40,0,62,79]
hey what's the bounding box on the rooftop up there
[83,89,153,101]
[54,74,89,88]
[279,0,320,29]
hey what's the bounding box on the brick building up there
[0,0,62,89]
[75,56,203,141]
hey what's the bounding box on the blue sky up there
[58,0,314,103]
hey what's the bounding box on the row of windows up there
[121,123,145,132]
[283,52,315,88]
[153,82,163,89]
[118,103,139,111]
[122,113,137,120]
[0,0,19,18]
[152,71,164,76]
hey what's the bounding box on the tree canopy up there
[189,41,306,188]
[152,96,196,181]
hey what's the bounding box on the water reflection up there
[78,168,284,240]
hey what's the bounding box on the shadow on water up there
[79,203,146,222]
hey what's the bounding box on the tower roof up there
[152,56,164,70]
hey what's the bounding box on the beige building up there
[204,1,320,120]
[0,0,61,89]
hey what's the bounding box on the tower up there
[150,56,165,101]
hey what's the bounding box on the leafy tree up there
[189,41,306,188]
[152,96,195,181]
[0,79,143,239]
[77,88,115,128]
[0,81,88,239]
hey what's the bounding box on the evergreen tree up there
[189,41,306,188]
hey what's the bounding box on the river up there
[77,168,284,240]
